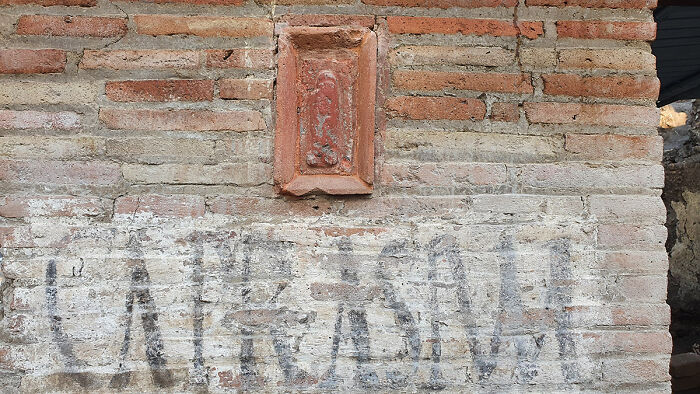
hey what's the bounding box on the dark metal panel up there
[653,5,700,106]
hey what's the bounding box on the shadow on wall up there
[659,101,700,391]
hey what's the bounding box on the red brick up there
[542,74,659,99]
[557,20,657,41]
[0,49,65,74]
[99,108,266,132]
[386,96,486,120]
[134,15,272,37]
[114,195,205,218]
[279,14,375,28]
[257,0,352,3]
[524,102,659,127]
[16,15,127,38]
[0,160,121,185]
[394,70,533,93]
[0,0,95,5]
[219,78,273,100]
[0,110,80,130]
[106,80,214,102]
[0,196,106,218]
[206,49,274,69]
[388,16,544,39]
[565,134,662,161]
[274,25,377,197]
[526,0,656,7]
[80,50,199,70]
[490,102,519,122]
[123,0,242,3]
[363,0,517,7]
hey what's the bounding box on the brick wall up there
[0,0,670,391]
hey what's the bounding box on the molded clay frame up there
[274,26,377,196]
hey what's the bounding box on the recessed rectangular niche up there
[274,26,377,196]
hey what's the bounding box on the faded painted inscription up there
[43,230,582,390]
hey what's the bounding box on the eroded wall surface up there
[0,0,670,391]
[662,101,700,355]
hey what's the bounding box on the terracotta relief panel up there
[274,27,377,196]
